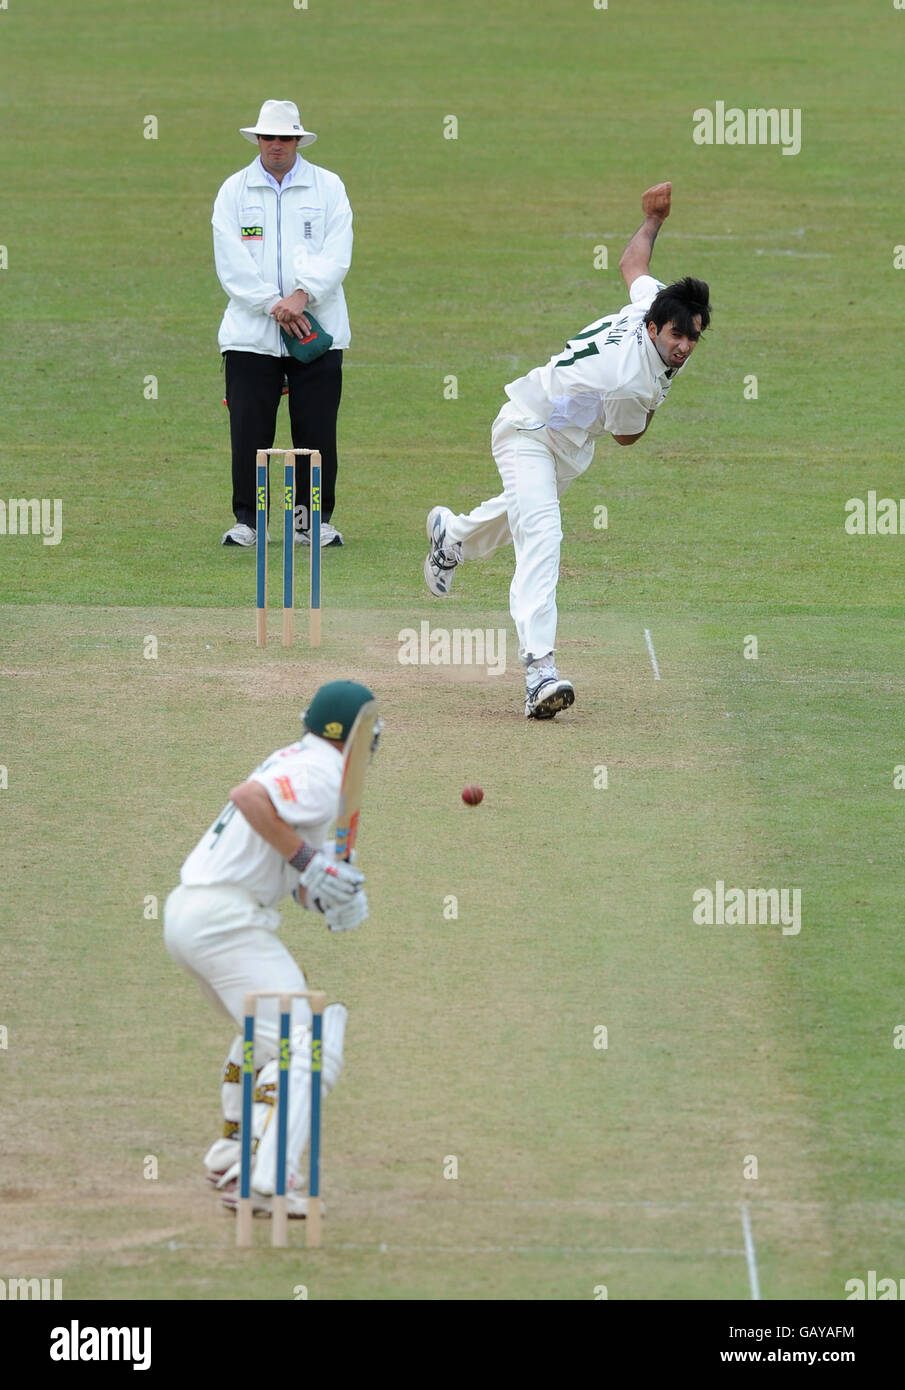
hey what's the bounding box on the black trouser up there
[223,349,343,527]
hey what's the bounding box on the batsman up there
[424,182,711,719]
[164,681,380,1221]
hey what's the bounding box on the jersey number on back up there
[206,751,288,850]
[207,801,238,849]
[547,314,633,369]
[553,316,616,369]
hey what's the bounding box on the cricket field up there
[1,0,904,1307]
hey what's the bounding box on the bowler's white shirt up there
[505,275,685,447]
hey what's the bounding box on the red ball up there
[461,785,484,806]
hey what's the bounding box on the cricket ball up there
[461,785,483,806]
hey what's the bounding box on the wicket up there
[237,989,326,1249]
[255,448,322,648]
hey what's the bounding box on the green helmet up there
[302,680,376,743]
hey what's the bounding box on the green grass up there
[2,0,904,1301]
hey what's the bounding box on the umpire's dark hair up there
[646,277,711,336]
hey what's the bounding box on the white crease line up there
[754,249,830,258]
[644,628,661,681]
[335,1242,744,1257]
[565,232,743,242]
[399,1197,745,1210]
[372,1195,865,1216]
[740,1202,762,1301]
[153,1238,747,1259]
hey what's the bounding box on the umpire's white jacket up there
[212,154,352,355]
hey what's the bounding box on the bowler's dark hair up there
[646,277,711,337]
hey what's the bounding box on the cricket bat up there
[335,700,379,862]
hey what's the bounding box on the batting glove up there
[298,850,364,909]
[325,890,369,933]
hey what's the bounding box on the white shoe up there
[295,521,344,548]
[220,1178,321,1221]
[221,522,257,547]
[424,505,462,597]
[525,661,575,719]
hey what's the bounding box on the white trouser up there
[163,883,311,1059]
[445,400,594,665]
[252,1003,346,1195]
[165,882,317,1187]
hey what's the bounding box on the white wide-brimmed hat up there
[240,99,317,148]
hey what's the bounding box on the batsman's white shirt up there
[180,733,342,908]
[505,275,680,450]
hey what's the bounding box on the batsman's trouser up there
[223,349,343,527]
[445,400,593,666]
[164,883,346,1192]
[163,883,312,1061]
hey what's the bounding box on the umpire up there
[214,99,352,549]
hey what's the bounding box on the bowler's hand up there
[641,182,672,222]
